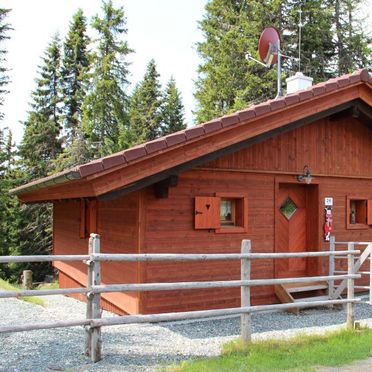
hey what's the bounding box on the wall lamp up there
[297,165,312,184]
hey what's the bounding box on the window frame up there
[346,196,371,230]
[215,192,248,234]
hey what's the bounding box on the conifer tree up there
[128,59,163,143]
[16,35,64,282]
[83,0,132,157]
[61,9,90,144]
[20,34,62,176]
[333,0,371,74]
[194,0,278,123]
[0,8,11,121]
[194,0,371,122]
[161,77,186,136]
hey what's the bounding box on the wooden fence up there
[0,235,368,363]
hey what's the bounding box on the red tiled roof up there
[11,68,371,196]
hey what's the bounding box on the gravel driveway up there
[0,295,372,372]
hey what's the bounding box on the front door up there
[275,184,308,278]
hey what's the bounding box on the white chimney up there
[286,72,313,94]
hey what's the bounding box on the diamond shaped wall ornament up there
[280,197,297,220]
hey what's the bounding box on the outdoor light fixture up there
[297,165,312,184]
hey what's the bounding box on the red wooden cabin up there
[13,69,372,315]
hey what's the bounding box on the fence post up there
[241,239,251,343]
[346,242,355,329]
[328,235,335,299]
[22,270,33,290]
[85,236,94,357]
[90,234,102,362]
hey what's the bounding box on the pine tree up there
[20,34,62,176]
[128,59,163,143]
[334,0,371,74]
[61,9,90,145]
[83,0,132,157]
[15,36,64,282]
[194,0,371,122]
[0,8,11,121]
[161,77,186,136]
[194,0,279,123]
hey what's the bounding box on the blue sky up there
[1,0,208,143]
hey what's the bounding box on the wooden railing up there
[329,236,372,309]
[0,235,364,363]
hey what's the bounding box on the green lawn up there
[168,328,372,372]
[0,278,45,306]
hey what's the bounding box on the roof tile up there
[312,84,326,96]
[165,132,187,146]
[203,119,222,133]
[185,126,205,140]
[336,76,350,87]
[284,94,300,105]
[298,89,313,101]
[269,97,286,110]
[238,107,256,121]
[145,138,167,154]
[102,153,126,170]
[254,102,271,116]
[123,146,147,162]
[79,160,104,178]
[360,69,370,82]
[325,79,339,92]
[221,114,240,127]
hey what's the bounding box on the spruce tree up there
[20,34,62,176]
[83,0,132,157]
[16,36,64,282]
[194,0,278,123]
[161,77,186,136]
[128,59,163,143]
[61,9,90,145]
[0,8,11,121]
[194,0,371,122]
[333,0,371,74]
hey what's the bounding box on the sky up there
[1,0,371,144]
[1,0,208,143]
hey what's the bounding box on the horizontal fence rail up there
[0,250,360,264]
[0,234,370,364]
[0,274,360,299]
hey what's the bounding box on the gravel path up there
[0,295,372,372]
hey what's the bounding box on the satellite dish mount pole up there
[276,40,282,98]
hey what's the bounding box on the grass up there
[0,278,45,306]
[168,328,372,372]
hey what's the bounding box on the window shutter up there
[368,200,372,225]
[194,196,220,229]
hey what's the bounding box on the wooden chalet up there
[12,69,372,315]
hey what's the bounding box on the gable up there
[204,114,372,178]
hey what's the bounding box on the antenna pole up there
[276,41,282,98]
[298,8,302,72]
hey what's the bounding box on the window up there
[346,197,372,229]
[194,194,248,233]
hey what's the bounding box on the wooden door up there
[275,184,308,278]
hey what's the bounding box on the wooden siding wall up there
[204,117,372,177]
[140,116,372,314]
[54,192,140,314]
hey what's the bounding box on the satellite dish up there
[258,27,280,67]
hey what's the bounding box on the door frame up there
[274,175,320,278]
